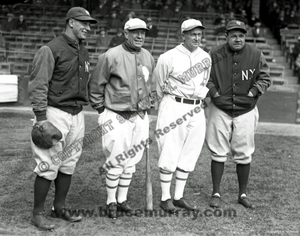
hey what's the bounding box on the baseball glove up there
[31,121,62,149]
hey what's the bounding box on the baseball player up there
[28,7,97,230]
[206,20,271,209]
[154,19,211,213]
[88,18,155,219]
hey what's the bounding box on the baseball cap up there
[226,20,247,33]
[124,18,149,31]
[66,7,97,24]
[181,19,205,33]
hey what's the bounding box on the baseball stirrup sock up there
[174,168,189,200]
[117,173,133,203]
[106,173,120,205]
[160,169,173,201]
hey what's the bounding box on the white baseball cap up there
[181,19,205,33]
[124,18,149,31]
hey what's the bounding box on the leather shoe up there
[160,199,176,214]
[238,195,255,209]
[106,202,117,219]
[31,212,55,230]
[209,194,221,208]
[173,198,196,211]
[117,201,133,215]
[51,207,82,222]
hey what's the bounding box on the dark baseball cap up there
[226,20,247,33]
[66,7,97,24]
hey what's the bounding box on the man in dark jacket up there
[146,17,158,38]
[109,28,125,48]
[206,20,271,209]
[28,7,97,230]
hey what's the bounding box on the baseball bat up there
[145,143,153,211]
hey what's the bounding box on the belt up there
[114,110,146,120]
[175,96,201,105]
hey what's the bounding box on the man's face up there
[182,27,202,52]
[124,29,146,48]
[226,30,246,52]
[70,18,91,40]
[200,39,206,49]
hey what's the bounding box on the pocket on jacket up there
[49,86,68,97]
[212,95,231,107]
[112,92,131,104]
[234,95,257,108]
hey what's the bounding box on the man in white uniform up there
[154,19,211,213]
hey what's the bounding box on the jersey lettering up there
[85,61,90,72]
[176,58,211,84]
[242,69,255,81]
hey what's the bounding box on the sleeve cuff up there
[34,110,47,121]
[97,107,105,114]
[209,87,218,97]
[250,87,259,97]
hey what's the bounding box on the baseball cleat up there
[209,193,221,208]
[117,201,134,215]
[160,199,176,214]
[31,212,55,230]
[173,198,197,211]
[51,207,82,222]
[238,195,255,209]
[106,202,118,219]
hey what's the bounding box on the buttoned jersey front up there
[29,33,90,120]
[208,43,271,116]
[155,44,211,100]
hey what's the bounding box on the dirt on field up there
[0,110,300,236]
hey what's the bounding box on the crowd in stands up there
[262,0,300,43]
[213,9,265,38]
[0,13,28,32]
[0,0,281,61]
[261,0,300,82]
[0,11,28,62]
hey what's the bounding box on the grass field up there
[0,109,299,236]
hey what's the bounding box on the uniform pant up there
[99,108,149,175]
[32,106,85,180]
[156,95,206,172]
[206,102,259,164]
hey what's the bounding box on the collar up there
[176,44,201,56]
[62,33,82,48]
[122,40,141,53]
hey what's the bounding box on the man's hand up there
[247,91,254,97]
[214,92,220,98]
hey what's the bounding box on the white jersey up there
[154,44,212,100]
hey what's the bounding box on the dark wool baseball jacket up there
[207,43,271,117]
[29,33,90,121]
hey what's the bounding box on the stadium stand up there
[0,0,299,104]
